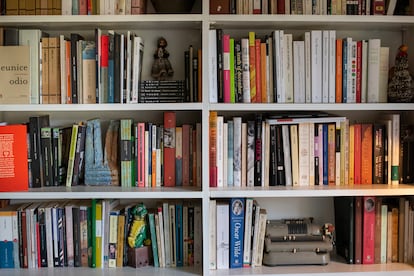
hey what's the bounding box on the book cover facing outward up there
[0,46,30,104]
[0,124,28,192]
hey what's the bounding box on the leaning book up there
[0,124,28,191]
[0,46,31,104]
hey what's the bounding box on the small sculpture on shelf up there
[151,37,174,80]
[388,44,414,103]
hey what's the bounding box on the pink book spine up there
[223,34,231,103]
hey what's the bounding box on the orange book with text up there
[163,112,176,187]
[209,111,218,187]
[0,124,28,192]
[254,38,262,103]
[353,124,362,184]
[335,39,343,103]
[361,123,373,184]
[248,32,257,103]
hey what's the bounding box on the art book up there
[0,124,28,192]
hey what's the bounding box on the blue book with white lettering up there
[229,198,245,268]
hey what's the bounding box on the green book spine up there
[88,199,97,268]
[148,213,159,267]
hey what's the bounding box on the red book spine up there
[362,196,376,264]
[335,39,343,103]
[353,124,362,184]
[100,35,109,68]
[163,112,176,187]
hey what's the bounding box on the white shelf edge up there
[0,186,203,200]
[209,261,414,276]
[209,103,414,111]
[0,103,203,112]
[209,184,414,198]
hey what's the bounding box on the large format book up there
[0,124,28,192]
[229,198,245,268]
[362,196,376,264]
[29,115,50,188]
[19,29,42,104]
[0,46,30,104]
[334,196,354,264]
[81,40,96,104]
[164,112,176,187]
[216,201,230,269]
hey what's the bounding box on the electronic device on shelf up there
[263,218,334,266]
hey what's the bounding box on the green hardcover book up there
[148,213,159,267]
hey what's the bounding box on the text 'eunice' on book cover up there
[0,124,28,191]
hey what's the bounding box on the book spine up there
[248,32,257,103]
[362,196,376,264]
[216,201,230,269]
[229,198,245,268]
[241,38,251,103]
[223,34,231,103]
[164,112,176,187]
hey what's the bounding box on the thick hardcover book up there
[29,115,50,188]
[354,196,363,264]
[40,127,53,187]
[362,196,376,264]
[334,197,354,264]
[70,33,84,104]
[164,112,176,187]
[0,124,28,192]
[230,198,245,268]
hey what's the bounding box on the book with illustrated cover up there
[0,124,28,192]
[230,198,245,268]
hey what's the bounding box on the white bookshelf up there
[1,0,414,275]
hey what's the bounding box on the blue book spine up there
[227,121,234,186]
[323,123,329,185]
[229,198,245,268]
[0,241,14,268]
[175,204,183,267]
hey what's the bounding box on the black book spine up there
[113,32,122,103]
[52,128,60,186]
[72,206,81,267]
[70,33,84,104]
[275,125,286,185]
[40,127,53,187]
[192,56,198,102]
[72,124,86,186]
[216,28,224,102]
[269,124,277,186]
[254,114,262,186]
[29,115,50,188]
[184,50,190,102]
[38,207,48,267]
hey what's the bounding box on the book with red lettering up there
[0,124,28,192]
[163,112,176,187]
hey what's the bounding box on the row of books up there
[210,0,404,15]
[0,0,147,16]
[334,196,414,265]
[209,112,401,188]
[0,27,201,104]
[210,29,389,104]
[209,198,268,269]
[24,112,202,189]
[0,199,203,269]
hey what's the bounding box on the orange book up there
[163,112,176,187]
[248,32,256,103]
[0,124,28,192]
[209,111,218,187]
[353,124,362,184]
[48,36,61,104]
[260,42,267,103]
[361,123,373,184]
[254,38,262,103]
[335,39,343,103]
